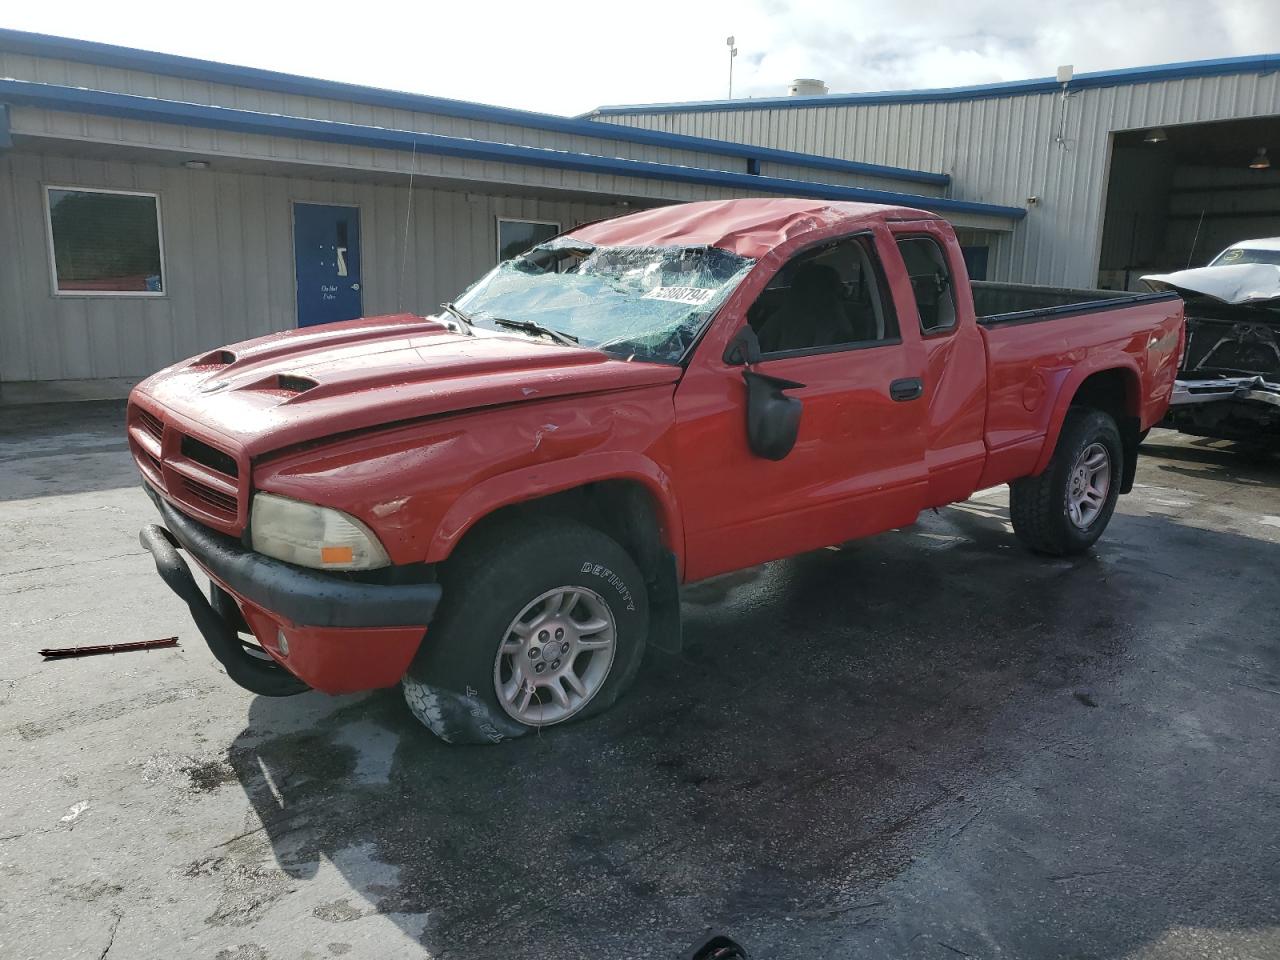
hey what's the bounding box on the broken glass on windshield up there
[453,242,755,363]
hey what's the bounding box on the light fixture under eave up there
[1249,147,1271,170]
[1144,127,1168,144]
[183,159,210,170]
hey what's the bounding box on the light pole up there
[726,36,738,99]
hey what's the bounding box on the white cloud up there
[731,0,1280,99]
[2,0,1277,115]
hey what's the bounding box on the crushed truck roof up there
[564,198,938,260]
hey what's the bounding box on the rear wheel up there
[1009,407,1123,556]
[402,518,648,744]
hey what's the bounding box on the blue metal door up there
[293,203,363,326]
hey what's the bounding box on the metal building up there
[588,56,1280,291]
[0,30,1020,403]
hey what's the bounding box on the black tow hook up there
[139,523,310,697]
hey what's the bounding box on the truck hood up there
[133,313,682,458]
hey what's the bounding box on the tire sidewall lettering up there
[579,561,637,612]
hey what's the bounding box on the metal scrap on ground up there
[39,637,179,659]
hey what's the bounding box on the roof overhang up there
[0,79,1025,227]
[0,27,948,188]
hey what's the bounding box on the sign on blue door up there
[293,203,363,327]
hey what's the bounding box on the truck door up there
[673,229,929,583]
[884,221,988,508]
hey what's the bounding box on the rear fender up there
[1032,358,1141,478]
[426,452,684,576]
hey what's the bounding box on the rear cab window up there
[896,236,957,334]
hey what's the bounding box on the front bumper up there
[139,485,439,695]
[1169,375,1280,408]
[1162,376,1280,445]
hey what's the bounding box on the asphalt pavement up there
[1,401,1277,960]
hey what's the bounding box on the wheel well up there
[1071,368,1137,421]
[449,480,670,583]
[1069,368,1141,493]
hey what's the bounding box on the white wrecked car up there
[1144,257,1280,450]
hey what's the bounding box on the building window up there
[497,218,560,262]
[45,186,165,296]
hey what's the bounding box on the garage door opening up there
[1097,115,1280,290]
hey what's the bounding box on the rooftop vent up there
[788,78,828,97]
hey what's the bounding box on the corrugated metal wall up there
[601,72,1280,286]
[0,149,620,383]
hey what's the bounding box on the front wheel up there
[403,518,649,744]
[1009,407,1124,556]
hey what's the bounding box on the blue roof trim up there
[591,52,1280,115]
[0,79,1022,221]
[0,28,947,186]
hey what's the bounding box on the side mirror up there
[742,370,804,461]
[722,325,762,366]
[722,324,804,460]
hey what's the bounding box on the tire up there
[1009,407,1124,556]
[402,517,649,744]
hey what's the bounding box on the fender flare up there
[425,452,685,575]
[1031,356,1142,477]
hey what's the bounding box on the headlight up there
[250,493,390,570]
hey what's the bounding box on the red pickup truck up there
[130,199,1183,743]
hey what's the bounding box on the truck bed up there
[973,283,1185,488]
[972,281,1178,325]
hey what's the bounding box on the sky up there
[3,0,1279,116]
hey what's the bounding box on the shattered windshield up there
[453,241,755,363]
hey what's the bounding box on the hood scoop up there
[275,374,320,394]
[239,372,321,399]
[190,348,237,369]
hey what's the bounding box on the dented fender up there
[253,385,682,570]
[426,450,685,573]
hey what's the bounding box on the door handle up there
[889,377,924,402]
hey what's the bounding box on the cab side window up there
[896,236,956,334]
[746,235,899,356]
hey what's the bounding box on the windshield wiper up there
[491,317,580,347]
[439,302,476,336]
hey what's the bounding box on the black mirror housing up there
[742,370,804,461]
[723,325,763,366]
